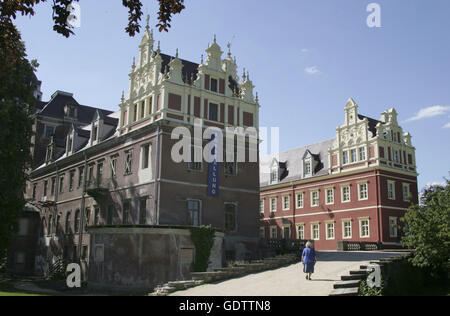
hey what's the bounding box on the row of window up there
[261,181,411,213]
[262,183,370,213]
[262,217,383,241]
[188,200,238,232]
[32,144,153,200]
[342,147,366,165]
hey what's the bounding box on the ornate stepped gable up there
[260,98,417,187]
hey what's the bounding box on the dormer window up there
[67,135,73,153]
[270,168,278,184]
[304,158,312,177]
[65,104,78,119]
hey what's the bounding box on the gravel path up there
[171,251,404,296]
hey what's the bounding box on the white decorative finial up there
[201,54,204,64]
[121,91,125,103]
[242,68,246,81]
[176,48,179,58]
[214,34,217,43]
[255,92,259,104]
[157,41,160,53]
[146,14,150,31]
[132,57,136,70]
[227,42,231,58]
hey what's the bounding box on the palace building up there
[259,99,418,251]
[8,22,261,279]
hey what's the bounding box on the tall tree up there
[0,0,185,255]
[0,18,35,254]
[401,180,450,275]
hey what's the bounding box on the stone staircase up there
[149,254,299,296]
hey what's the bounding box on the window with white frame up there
[393,150,400,163]
[389,217,398,238]
[297,224,305,240]
[141,143,151,170]
[282,195,290,211]
[270,167,278,184]
[110,155,118,178]
[359,147,366,161]
[124,150,133,175]
[402,183,410,202]
[304,158,312,177]
[359,218,370,238]
[358,182,368,200]
[311,223,320,240]
[270,197,277,212]
[387,180,396,200]
[270,226,277,239]
[342,151,349,165]
[259,199,265,213]
[296,193,304,208]
[326,222,335,240]
[342,185,351,202]
[342,220,352,239]
[325,188,334,205]
[351,149,357,163]
[311,190,319,207]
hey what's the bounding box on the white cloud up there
[404,105,450,122]
[443,122,450,129]
[300,48,309,53]
[304,66,320,75]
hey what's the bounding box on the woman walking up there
[301,241,317,280]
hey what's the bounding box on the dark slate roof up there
[358,114,381,137]
[160,53,199,84]
[37,91,113,124]
[260,138,335,187]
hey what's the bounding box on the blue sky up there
[14,0,450,190]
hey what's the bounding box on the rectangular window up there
[110,155,118,178]
[359,147,366,161]
[342,220,352,239]
[387,180,396,200]
[360,219,370,238]
[351,149,357,163]
[326,188,334,205]
[259,199,265,213]
[78,167,84,188]
[402,183,410,202]
[394,150,400,163]
[133,103,138,122]
[270,197,277,212]
[304,159,311,176]
[139,197,147,225]
[97,162,104,184]
[32,183,37,200]
[141,144,151,170]
[59,176,64,194]
[93,126,98,141]
[311,223,320,240]
[43,180,48,197]
[311,190,319,207]
[326,222,335,240]
[296,193,304,208]
[123,200,131,225]
[69,170,75,191]
[140,101,145,119]
[283,226,291,239]
[343,151,349,164]
[389,217,398,238]
[297,225,305,240]
[124,150,133,175]
[188,200,200,227]
[282,195,290,211]
[51,177,56,196]
[88,164,94,185]
[94,206,100,226]
[342,185,351,202]
[270,226,277,239]
[209,103,218,121]
[358,183,368,200]
[224,203,237,232]
[45,125,55,139]
[210,78,218,92]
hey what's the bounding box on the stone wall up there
[87,226,224,291]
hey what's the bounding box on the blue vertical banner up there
[208,133,220,197]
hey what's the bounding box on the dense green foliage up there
[401,180,450,275]
[0,18,35,254]
[189,226,216,272]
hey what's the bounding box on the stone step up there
[349,269,368,275]
[341,274,367,281]
[329,287,359,297]
[333,280,361,289]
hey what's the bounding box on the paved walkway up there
[171,251,404,296]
